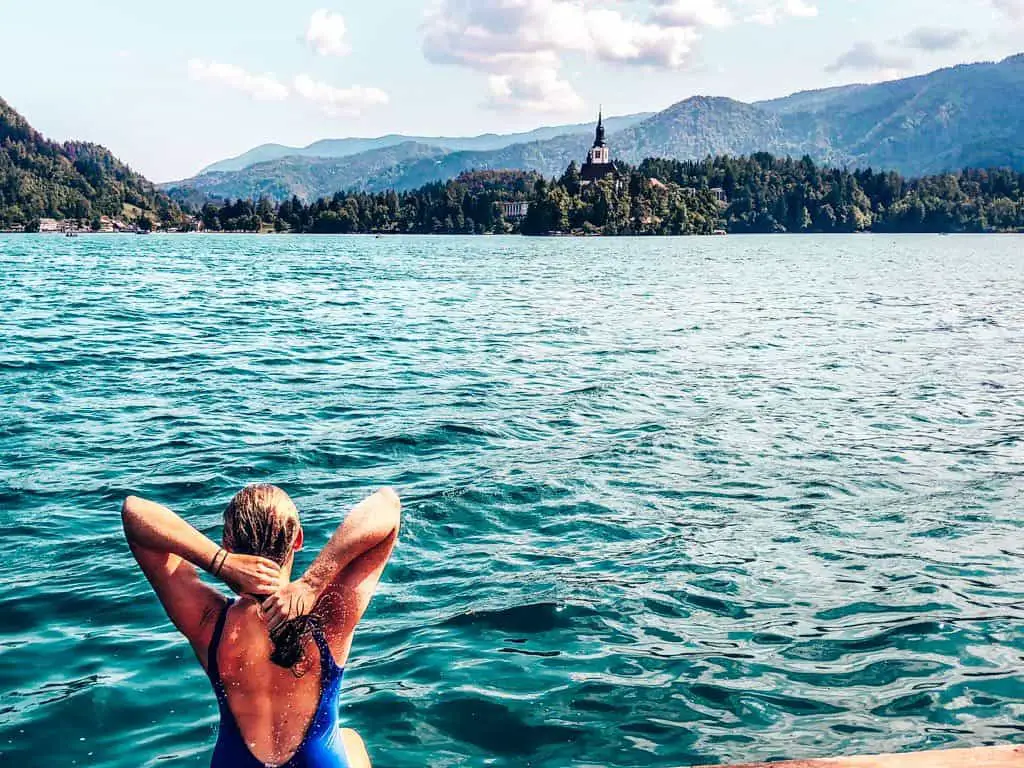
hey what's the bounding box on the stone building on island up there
[499,201,529,219]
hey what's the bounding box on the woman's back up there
[209,599,356,767]
[120,486,400,768]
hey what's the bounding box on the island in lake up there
[2,67,1024,236]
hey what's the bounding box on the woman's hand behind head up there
[261,578,318,633]
[220,554,283,596]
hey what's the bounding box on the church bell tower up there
[581,108,614,183]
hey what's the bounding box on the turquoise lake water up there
[1,233,1022,768]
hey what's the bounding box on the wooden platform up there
[714,745,1023,768]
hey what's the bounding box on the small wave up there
[441,602,592,633]
[429,697,583,755]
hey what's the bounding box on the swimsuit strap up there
[207,598,234,688]
[308,618,341,682]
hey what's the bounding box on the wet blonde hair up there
[223,484,300,566]
[223,484,309,671]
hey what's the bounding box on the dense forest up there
[0,97,182,228]
[193,170,540,234]
[186,155,1024,236]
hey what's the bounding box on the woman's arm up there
[262,487,401,633]
[122,495,281,595]
[121,496,282,664]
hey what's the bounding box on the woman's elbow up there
[120,496,143,536]
[379,487,401,509]
[378,487,402,529]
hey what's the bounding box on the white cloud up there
[487,68,584,112]
[746,7,778,24]
[587,9,700,67]
[744,0,819,25]
[902,26,969,52]
[422,0,714,111]
[422,0,703,72]
[651,0,734,29]
[991,0,1024,19]
[187,58,289,101]
[421,0,823,109]
[186,60,388,116]
[825,42,912,75]
[292,74,389,116]
[305,9,350,56]
[784,0,818,18]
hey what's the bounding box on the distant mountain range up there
[164,54,1024,203]
[199,113,654,174]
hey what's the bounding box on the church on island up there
[581,110,618,185]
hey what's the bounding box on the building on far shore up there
[682,186,729,206]
[581,110,618,185]
[499,201,529,219]
[98,216,115,233]
[38,218,61,233]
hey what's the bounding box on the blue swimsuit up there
[206,600,350,768]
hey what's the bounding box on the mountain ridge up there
[165,53,1024,203]
[196,113,654,176]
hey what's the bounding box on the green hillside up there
[613,97,809,164]
[167,142,448,204]
[759,54,1024,173]
[0,97,181,228]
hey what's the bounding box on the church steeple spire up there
[581,106,614,184]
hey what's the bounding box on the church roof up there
[593,109,606,147]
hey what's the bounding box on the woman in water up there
[121,484,401,767]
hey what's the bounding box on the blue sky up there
[1,0,1021,182]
